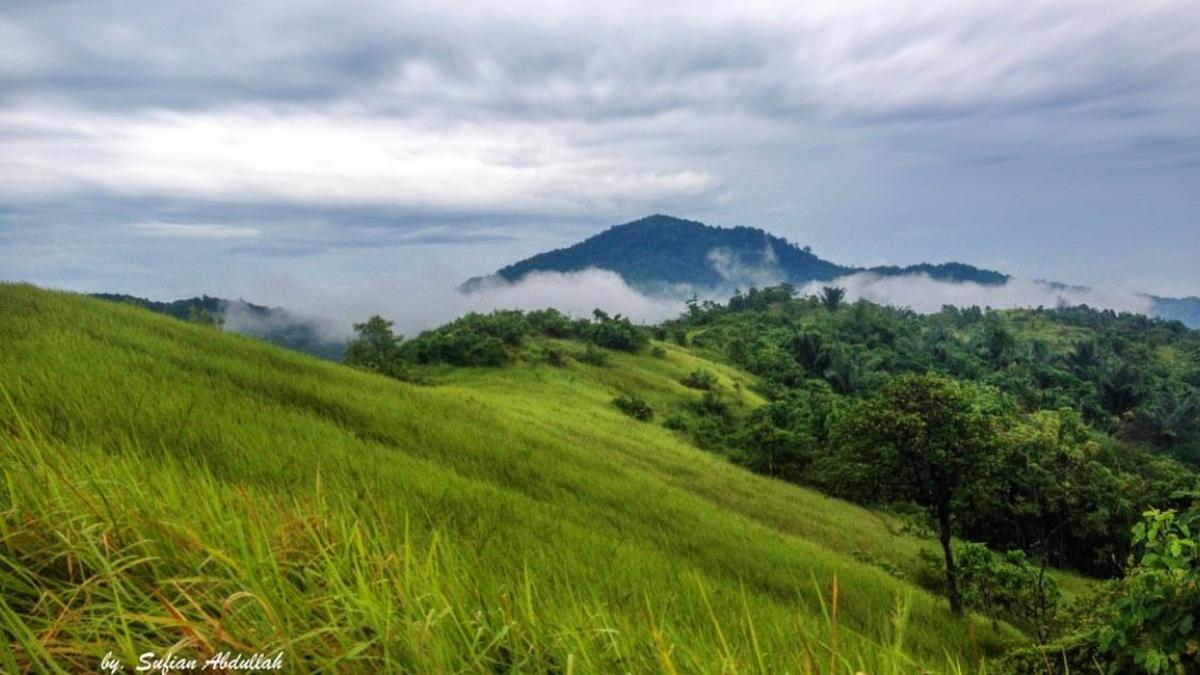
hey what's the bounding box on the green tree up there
[1097,358,1146,417]
[344,315,405,377]
[833,373,998,614]
[187,305,224,329]
[819,286,846,312]
[790,330,831,376]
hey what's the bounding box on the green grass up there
[0,284,1024,672]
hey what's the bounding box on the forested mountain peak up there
[467,214,1010,292]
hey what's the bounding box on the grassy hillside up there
[0,284,1021,672]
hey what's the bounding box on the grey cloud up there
[1,1,1198,299]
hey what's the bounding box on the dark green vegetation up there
[93,292,346,360]
[348,282,1200,672]
[1099,495,1200,673]
[3,283,1026,673]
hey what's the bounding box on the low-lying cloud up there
[235,264,1168,346]
[707,242,786,289]
[802,272,1156,315]
[241,268,685,341]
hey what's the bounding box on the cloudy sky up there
[2,0,1198,306]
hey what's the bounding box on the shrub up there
[1100,501,1200,674]
[541,347,567,367]
[691,390,730,419]
[955,542,1060,639]
[662,414,689,432]
[586,309,649,352]
[681,369,718,390]
[527,308,578,339]
[404,310,528,366]
[613,394,653,421]
[579,344,609,366]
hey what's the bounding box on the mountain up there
[465,214,1196,327]
[0,283,1011,671]
[464,214,1009,293]
[92,293,347,359]
[1149,294,1200,327]
[487,214,854,290]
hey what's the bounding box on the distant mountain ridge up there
[463,214,1199,327]
[92,293,346,359]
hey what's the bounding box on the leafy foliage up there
[952,542,1061,639]
[1101,498,1200,674]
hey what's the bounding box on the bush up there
[613,394,654,421]
[541,347,567,367]
[579,344,609,366]
[690,390,730,419]
[954,542,1060,640]
[1100,501,1200,674]
[586,309,649,352]
[662,414,689,432]
[404,310,529,366]
[681,369,718,390]
[526,308,578,339]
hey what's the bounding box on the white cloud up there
[131,221,260,239]
[707,242,786,288]
[242,268,684,339]
[803,272,1155,315]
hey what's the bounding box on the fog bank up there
[800,272,1155,315]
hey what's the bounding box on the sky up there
[2,0,1199,316]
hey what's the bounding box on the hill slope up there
[0,284,1015,672]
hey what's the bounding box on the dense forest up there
[346,285,1200,673]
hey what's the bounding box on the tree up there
[819,286,846,312]
[187,305,224,329]
[344,315,405,377]
[833,373,998,614]
[790,330,831,376]
[1099,360,1146,416]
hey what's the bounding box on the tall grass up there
[0,284,1014,671]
